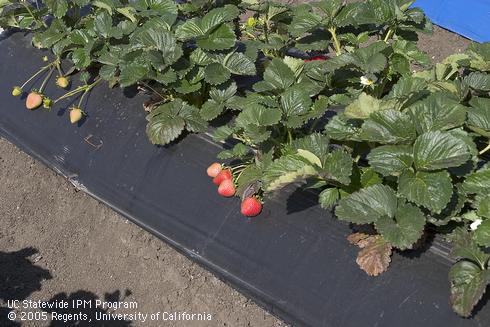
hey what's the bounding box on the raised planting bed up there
[1,31,489,327]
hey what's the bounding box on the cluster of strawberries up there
[206,163,262,217]
[11,57,84,124]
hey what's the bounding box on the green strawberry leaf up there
[335,185,398,224]
[413,131,471,171]
[118,62,149,87]
[288,133,330,163]
[477,196,490,219]
[197,23,236,50]
[468,97,490,133]
[474,219,490,247]
[375,201,426,250]
[212,125,235,142]
[236,104,282,127]
[449,227,490,268]
[398,170,453,214]
[262,58,295,90]
[200,4,240,33]
[367,145,413,176]
[464,72,490,91]
[407,94,467,134]
[222,52,256,76]
[262,154,317,192]
[345,93,388,119]
[146,99,205,145]
[462,168,490,195]
[324,114,362,141]
[217,143,250,160]
[361,109,416,144]
[209,81,237,104]
[204,63,231,85]
[319,188,340,209]
[322,149,353,185]
[361,168,382,187]
[280,86,313,117]
[45,0,68,18]
[146,102,186,145]
[200,100,224,121]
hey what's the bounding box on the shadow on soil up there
[0,247,51,327]
[0,247,132,326]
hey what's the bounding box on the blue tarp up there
[415,0,490,43]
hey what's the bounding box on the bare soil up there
[0,21,470,327]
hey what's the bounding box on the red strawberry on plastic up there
[241,197,262,217]
[26,92,43,110]
[218,179,236,197]
[207,162,222,178]
[213,169,232,185]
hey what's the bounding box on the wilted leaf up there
[449,261,490,317]
[347,233,392,277]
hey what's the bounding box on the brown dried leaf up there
[347,232,371,247]
[348,233,393,277]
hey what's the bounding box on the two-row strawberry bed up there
[1,0,490,318]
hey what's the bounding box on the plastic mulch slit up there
[1,32,488,327]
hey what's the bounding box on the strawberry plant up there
[2,0,257,141]
[2,0,490,318]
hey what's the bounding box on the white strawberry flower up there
[360,75,374,86]
[470,219,483,231]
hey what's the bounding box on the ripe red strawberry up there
[213,169,232,185]
[218,179,235,197]
[26,92,43,110]
[241,197,262,217]
[304,55,328,62]
[207,162,222,178]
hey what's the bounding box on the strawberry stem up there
[54,78,101,104]
[139,81,165,100]
[38,67,54,93]
[21,2,47,28]
[328,27,342,56]
[384,27,395,43]
[20,64,53,89]
[479,140,490,155]
[55,58,63,76]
